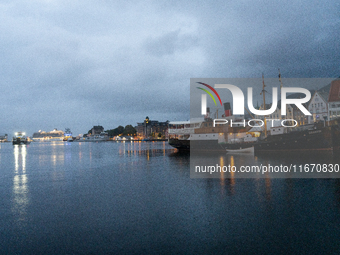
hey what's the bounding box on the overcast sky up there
[0,0,339,136]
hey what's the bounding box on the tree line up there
[105,125,137,137]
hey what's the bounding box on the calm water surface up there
[1,141,340,254]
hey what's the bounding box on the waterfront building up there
[266,95,309,127]
[83,125,109,141]
[291,104,308,126]
[91,125,104,135]
[328,79,340,120]
[114,136,133,141]
[136,117,169,139]
[307,91,328,123]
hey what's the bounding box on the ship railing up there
[168,127,196,135]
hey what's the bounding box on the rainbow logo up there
[196,82,222,106]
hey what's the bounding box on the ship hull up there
[168,139,225,152]
[254,126,338,153]
[226,146,254,154]
[12,138,30,145]
[83,138,109,142]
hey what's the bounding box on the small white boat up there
[226,146,254,154]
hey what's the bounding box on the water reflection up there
[117,141,175,159]
[3,139,340,254]
[12,145,29,224]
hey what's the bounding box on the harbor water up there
[1,141,340,254]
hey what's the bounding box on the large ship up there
[168,118,213,151]
[12,132,30,145]
[254,122,340,153]
[168,118,259,152]
[32,128,65,142]
[168,103,256,152]
[169,99,263,152]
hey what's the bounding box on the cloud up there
[0,0,339,136]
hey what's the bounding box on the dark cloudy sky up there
[0,0,339,136]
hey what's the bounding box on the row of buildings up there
[1,122,168,142]
[262,79,340,126]
[31,123,169,141]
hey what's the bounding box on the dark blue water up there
[1,141,340,254]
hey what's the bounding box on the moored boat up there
[222,127,260,153]
[254,124,339,153]
[226,146,254,154]
[83,132,109,142]
[63,128,73,141]
[12,132,30,145]
[168,118,228,152]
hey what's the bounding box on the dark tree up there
[123,125,137,136]
[115,126,125,135]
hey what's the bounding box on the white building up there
[308,91,328,123]
[266,103,294,126]
[328,79,340,120]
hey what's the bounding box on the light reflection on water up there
[12,145,29,225]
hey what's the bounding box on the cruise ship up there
[32,128,65,141]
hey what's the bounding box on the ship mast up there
[278,69,286,126]
[260,73,267,137]
[278,68,283,89]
